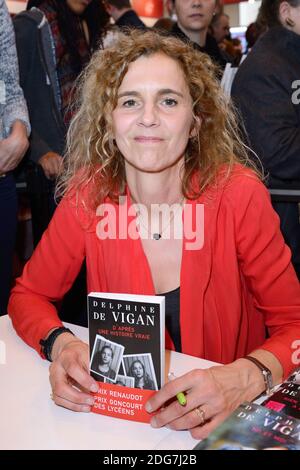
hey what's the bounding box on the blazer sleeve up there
[230,176,300,378]
[8,197,86,357]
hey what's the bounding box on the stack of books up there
[195,368,300,450]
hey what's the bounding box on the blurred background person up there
[104,0,146,31]
[13,0,109,325]
[14,0,109,245]
[245,21,266,52]
[210,12,230,44]
[153,16,175,33]
[232,0,300,280]
[168,0,227,69]
[0,0,30,315]
[210,12,235,63]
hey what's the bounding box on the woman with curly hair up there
[8,30,300,439]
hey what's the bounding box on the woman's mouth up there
[134,136,164,143]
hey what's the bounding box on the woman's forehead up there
[118,53,189,91]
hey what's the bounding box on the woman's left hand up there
[145,359,265,440]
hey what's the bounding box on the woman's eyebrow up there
[157,89,184,98]
[117,89,184,98]
[118,91,140,98]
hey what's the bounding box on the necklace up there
[131,195,185,241]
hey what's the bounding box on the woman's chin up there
[125,159,180,174]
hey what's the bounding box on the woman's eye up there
[163,98,178,107]
[122,99,137,107]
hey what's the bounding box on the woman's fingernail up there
[90,384,98,393]
[82,406,91,413]
[145,402,153,413]
[150,416,158,428]
[86,398,94,406]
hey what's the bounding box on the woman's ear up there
[190,116,202,138]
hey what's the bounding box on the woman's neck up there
[125,160,184,209]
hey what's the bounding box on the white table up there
[0,315,217,450]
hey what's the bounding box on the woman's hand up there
[145,359,265,440]
[49,334,99,412]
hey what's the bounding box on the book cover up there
[286,367,300,385]
[88,292,165,423]
[262,367,300,419]
[194,402,300,450]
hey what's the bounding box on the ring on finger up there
[194,406,206,425]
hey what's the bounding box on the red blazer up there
[8,169,300,378]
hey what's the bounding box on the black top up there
[162,286,181,352]
[116,10,146,31]
[171,22,226,70]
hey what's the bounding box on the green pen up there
[168,372,187,406]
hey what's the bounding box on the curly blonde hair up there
[57,29,259,209]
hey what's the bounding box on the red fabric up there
[8,169,300,377]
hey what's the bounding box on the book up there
[286,367,300,386]
[88,292,165,423]
[194,402,300,450]
[262,367,300,419]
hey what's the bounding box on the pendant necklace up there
[131,196,185,241]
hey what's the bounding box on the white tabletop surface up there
[0,315,218,450]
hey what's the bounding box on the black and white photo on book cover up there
[105,374,135,387]
[88,292,165,391]
[90,334,124,382]
[122,353,158,390]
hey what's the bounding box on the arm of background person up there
[13,12,59,166]
[0,0,30,138]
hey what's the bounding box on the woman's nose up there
[138,103,159,127]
